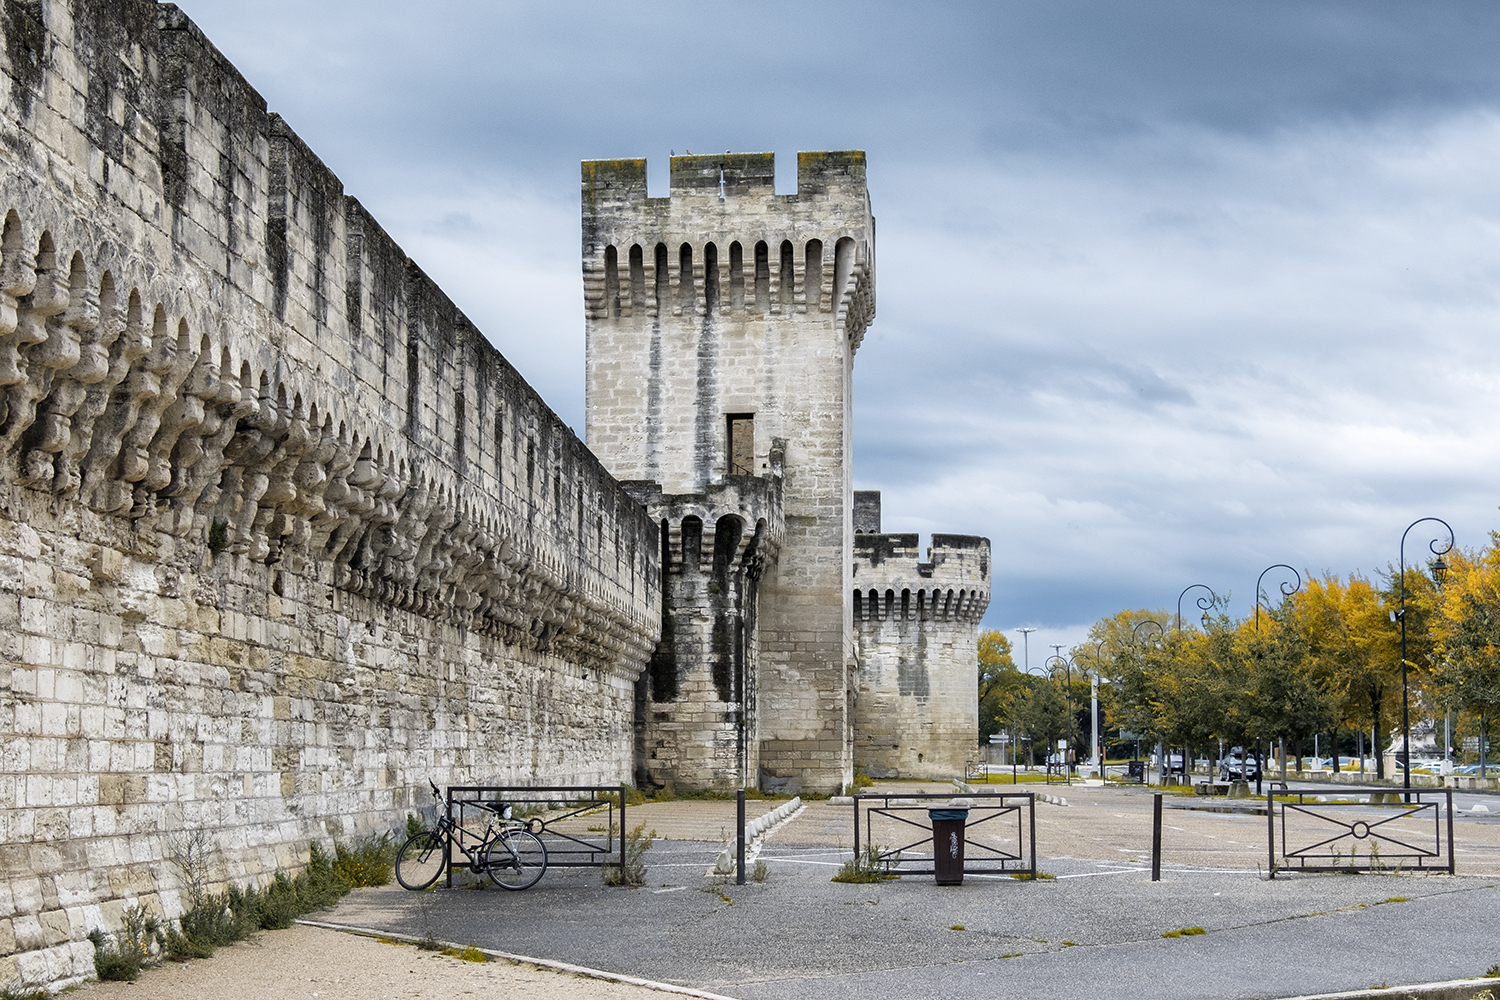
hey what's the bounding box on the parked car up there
[1220,755,1262,781]
[1154,754,1185,774]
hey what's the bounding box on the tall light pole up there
[1015,627,1037,673]
[1395,518,1453,792]
[1045,652,1075,778]
[1132,620,1167,783]
[1252,564,1301,793]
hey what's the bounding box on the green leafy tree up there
[977,630,1022,743]
[1434,542,1500,772]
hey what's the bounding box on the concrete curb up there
[1272,978,1497,1000]
[295,918,742,1000]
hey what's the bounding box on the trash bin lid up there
[927,809,970,821]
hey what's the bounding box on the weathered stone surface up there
[582,152,875,794]
[851,524,991,780]
[0,1,659,989]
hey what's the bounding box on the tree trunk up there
[1373,688,1385,780]
[1331,727,1340,773]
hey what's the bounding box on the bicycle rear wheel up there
[395,831,445,890]
[484,829,547,890]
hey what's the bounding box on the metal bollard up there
[1151,792,1163,881]
[736,789,746,885]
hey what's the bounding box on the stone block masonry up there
[582,152,875,795]
[851,500,990,780]
[0,0,659,990]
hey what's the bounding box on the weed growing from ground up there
[831,844,898,884]
[406,813,427,838]
[164,842,349,960]
[1485,964,1500,978]
[89,905,162,982]
[440,945,489,963]
[752,860,768,883]
[602,823,655,886]
[0,986,49,1000]
[333,833,395,887]
[1010,871,1055,880]
[1161,927,1207,938]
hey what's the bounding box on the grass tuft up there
[440,945,489,963]
[602,823,655,887]
[832,844,899,884]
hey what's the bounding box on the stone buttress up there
[851,492,990,780]
[581,153,875,793]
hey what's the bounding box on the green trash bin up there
[928,808,969,885]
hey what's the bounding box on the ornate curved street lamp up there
[1254,563,1302,631]
[1395,518,1454,791]
[1133,618,1166,647]
[1176,584,1218,633]
[1127,620,1168,782]
[1044,652,1076,777]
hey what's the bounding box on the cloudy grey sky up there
[180,0,1500,660]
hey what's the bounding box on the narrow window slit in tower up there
[630,244,645,313]
[729,241,744,312]
[654,243,669,310]
[679,243,694,314]
[779,240,794,307]
[604,244,620,318]
[754,240,769,313]
[804,238,823,312]
[704,242,719,313]
[726,413,754,475]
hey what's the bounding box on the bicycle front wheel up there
[484,829,547,890]
[395,831,446,890]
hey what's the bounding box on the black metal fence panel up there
[1267,787,1453,877]
[851,792,1037,879]
[444,785,627,887]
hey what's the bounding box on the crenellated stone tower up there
[582,152,875,794]
[851,492,990,779]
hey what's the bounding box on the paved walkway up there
[314,783,1500,1000]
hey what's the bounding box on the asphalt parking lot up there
[321,782,1500,1000]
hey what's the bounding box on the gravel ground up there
[74,923,680,1000]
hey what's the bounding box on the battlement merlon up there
[853,533,992,590]
[582,151,867,207]
[580,151,875,348]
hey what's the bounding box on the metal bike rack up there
[1267,786,1454,877]
[851,791,1037,880]
[443,784,627,888]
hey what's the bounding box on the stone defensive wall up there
[0,1,659,988]
[852,532,990,780]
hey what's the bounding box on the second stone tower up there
[582,151,875,794]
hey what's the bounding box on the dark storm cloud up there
[180,1,1500,650]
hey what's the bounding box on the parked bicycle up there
[395,781,548,891]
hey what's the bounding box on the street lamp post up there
[1395,518,1454,792]
[1252,564,1302,793]
[1015,627,1037,674]
[1132,619,1167,783]
[1177,584,1218,634]
[1254,564,1302,631]
[1044,652,1075,778]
